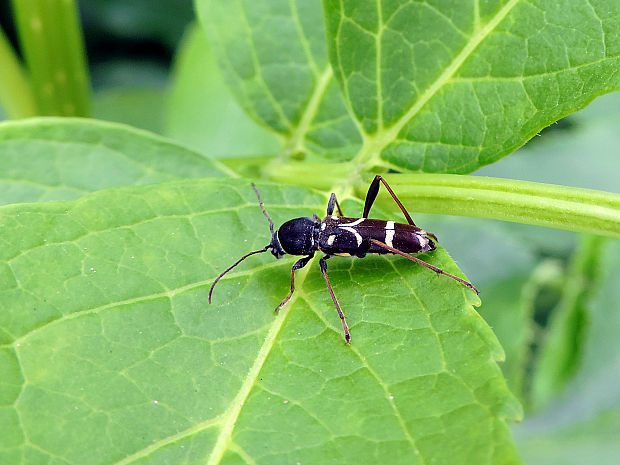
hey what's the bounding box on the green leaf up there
[513,240,620,464]
[572,240,620,384]
[93,87,167,135]
[323,0,620,172]
[165,23,280,158]
[0,178,521,464]
[0,118,229,206]
[195,0,362,159]
[529,235,605,410]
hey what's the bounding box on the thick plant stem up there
[11,0,90,116]
[266,162,620,238]
[0,26,36,118]
[361,174,620,239]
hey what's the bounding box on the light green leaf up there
[165,23,280,158]
[93,87,167,135]
[195,0,362,159]
[0,178,521,464]
[323,0,620,172]
[0,118,230,206]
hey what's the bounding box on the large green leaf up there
[321,0,620,172]
[0,178,521,464]
[195,0,362,159]
[0,118,229,205]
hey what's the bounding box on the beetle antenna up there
[252,183,274,235]
[209,245,270,303]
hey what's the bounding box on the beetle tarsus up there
[320,255,351,344]
[274,254,313,312]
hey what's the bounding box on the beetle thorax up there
[275,217,319,256]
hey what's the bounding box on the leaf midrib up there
[204,262,312,465]
[355,0,522,166]
[18,259,311,465]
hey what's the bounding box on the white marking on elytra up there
[341,227,362,247]
[320,222,326,231]
[385,221,395,248]
[331,215,339,220]
[327,235,336,246]
[343,218,364,226]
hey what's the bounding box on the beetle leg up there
[363,175,438,240]
[370,239,479,294]
[275,254,314,313]
[319,255,351,343]
[326,193,344,217]
[363,175,416,226]
[355,240,371,258]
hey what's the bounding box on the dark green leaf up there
[196,0,362,159]
[323,0,620,172]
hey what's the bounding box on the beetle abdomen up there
[318,217,435,256]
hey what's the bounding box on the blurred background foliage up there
[0,1,618,463]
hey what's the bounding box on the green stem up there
[263,162,620,238]
[266,161,352,191]
[11,0,90,116]
[361,174,620,239]
[0,26,37,118]
[221,155,277,179]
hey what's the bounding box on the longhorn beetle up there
[209,175,478,343]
